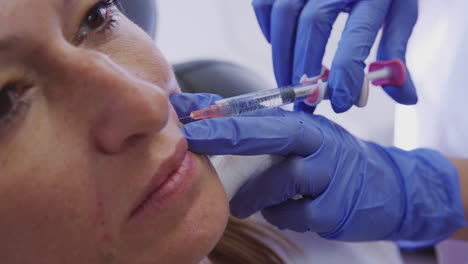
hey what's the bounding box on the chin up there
[118,154,229,264]
[183,154,230,263]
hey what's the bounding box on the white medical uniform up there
[395,0,468,263]
[252,214,403,264]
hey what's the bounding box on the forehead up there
[0,0,95,58]
[1,0,64,20]
[0,0,93,36]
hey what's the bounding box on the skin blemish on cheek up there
[101,232,113,242]
[90,171,117,260]
[95,199,114,243]
[93,196,117,262]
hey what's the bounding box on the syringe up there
[189,81,326,120]
[187,60,406,120]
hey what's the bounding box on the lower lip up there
[130,152,197,220]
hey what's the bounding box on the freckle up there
[102,233,113,242]
[94,200,106,227]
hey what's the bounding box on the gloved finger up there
[229,157,301,218]
[252,0,275,42]
[377,0,418,104]
[261,198,336,233]
[294,101,316,113]
[328,0,390,113]
[230,156,329,218]
[182,115,323,156]
[292,0,346,84]
[271,0,306,86]
[261,199,316,232]
[169,93,223,122]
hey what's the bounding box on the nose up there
[71,51,170,154]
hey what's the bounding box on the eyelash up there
[96,0,119,34]
[74,0,120,44]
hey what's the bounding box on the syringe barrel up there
[217,84,318,114]
[191,83,321,119]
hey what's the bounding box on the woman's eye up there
[75,0,119,44]
[85,5,108,30]
[0,82,31,124]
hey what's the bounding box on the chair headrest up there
[173,60,268,97]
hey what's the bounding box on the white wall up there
[394,0,468,154]
[156,0,397,145]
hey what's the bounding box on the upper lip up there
[129,139,188,218]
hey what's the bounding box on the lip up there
[129,140,196,220]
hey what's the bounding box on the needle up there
[179,116,192,122]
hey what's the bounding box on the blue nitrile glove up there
[171,93,466,247]
[252,0,418,113]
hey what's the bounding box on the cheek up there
[0,100,102,262]
[97,17,177,95]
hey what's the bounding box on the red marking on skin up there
[94,200,106,225]
[101,232,113,243]
[93,198,114,244]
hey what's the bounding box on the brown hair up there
[209,217,301,264]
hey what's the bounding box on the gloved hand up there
[252,0,418,113]
[171,93,466,247]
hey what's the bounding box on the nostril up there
[93,124,123,155]
[124,134,148,149]
[94,130,149,155]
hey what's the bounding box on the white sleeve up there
[248,214,403,264]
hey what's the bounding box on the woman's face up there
[0,0,229,263]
